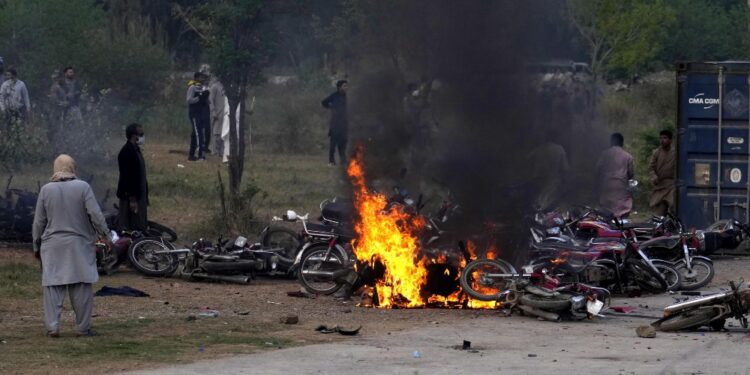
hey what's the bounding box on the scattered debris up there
[287,291,316,299]
[681,291,702,296]
[280,315,299,324]
[177,164,185,168]
[636,325,657,338]
[235,311,250,316]
[611,306,636,313]
[315,325,362,336]
[186,315,197,321]
[462,340,471,350]
[528,354,538,358]
[267,301,282,305]
[198,310,220,318]
[94,286,149,297]
[412,350,422,359]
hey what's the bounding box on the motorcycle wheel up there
[656,307,721,331]
[297,244,346,295]
[519,293,571,311]
[675,258,714,291]
[128,237,178,277]
[625,258,668,294]
[262,226,301,260]
[650,259,682,292]
[145,221,178,243]
[459,259,514,301]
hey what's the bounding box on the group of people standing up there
[185,66,237,163]
[596,130,676,218]
[0,59,83,131]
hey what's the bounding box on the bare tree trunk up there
[226,86,246,196]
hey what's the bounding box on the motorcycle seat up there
[305,222,356,239]
[321,201,354,223]
[619,222,652,230]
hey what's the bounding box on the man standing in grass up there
[117,123,148,231]
[61,67,82,127]
[322,80,349,166]
[32,154,111,337]
[0,67,31,125]
[186,72,210,161]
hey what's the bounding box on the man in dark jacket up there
[322,80,349,166]
[186,72,211,161]
[117,123,148,231]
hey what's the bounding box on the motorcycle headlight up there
[546,227,561,236]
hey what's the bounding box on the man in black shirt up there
[186,72,211,161]
[322,80,349,166]
[117,123,148,231]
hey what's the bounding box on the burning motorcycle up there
[286,193,462,296]
[652,280,750,331]
[127,235,292,283]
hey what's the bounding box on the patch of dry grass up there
[1,141,342,243]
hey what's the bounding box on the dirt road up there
[125,256,750,375]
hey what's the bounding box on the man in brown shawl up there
[596,133,635,218]
[32,154,111,337]
[649,129,676,216]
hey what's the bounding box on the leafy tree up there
[567,0,676,79]
[659,0,750,63]
[0,0,171,102]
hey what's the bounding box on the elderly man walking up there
[32,155,111,337]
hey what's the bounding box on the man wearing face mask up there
[116,123,148,231]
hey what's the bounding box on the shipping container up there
[677,61,750,229]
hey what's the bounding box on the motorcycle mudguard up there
[290,242,349,272]
[674,255,713,269]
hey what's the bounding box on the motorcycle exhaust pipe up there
[516,304,561,322]
[189,272,250,284]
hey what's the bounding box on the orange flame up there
[347,147,499,309]
[348,148,427,308]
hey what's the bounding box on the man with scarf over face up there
[117,123,148,231]
[32,155,111,337]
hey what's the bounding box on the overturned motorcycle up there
[475,274,609,321]
[651,280,750,331]
[127,236,292,283]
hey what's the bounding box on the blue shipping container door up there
[677,62,750,229]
